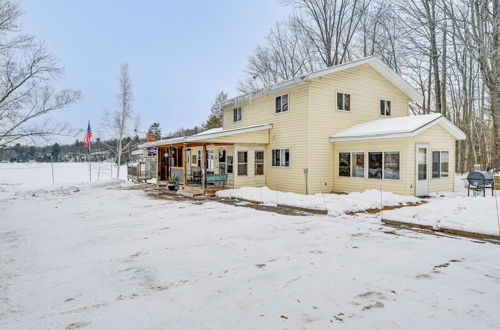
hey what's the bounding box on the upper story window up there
[275,94,289,113]
[380,100,391,116]
[233,107,242,122]
[337,92,351,111]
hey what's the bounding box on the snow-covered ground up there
[217,186,420,215]
[1,163,500,329]
[218,178,500,236]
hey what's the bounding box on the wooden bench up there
[207,174,227,187]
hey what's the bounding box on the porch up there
[141,124,272,195]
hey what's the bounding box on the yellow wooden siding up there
[222,85,310,193]
[233,144,266,188]
[408,124,456,193]
[331,124,456,196]
[307,64,411,194]
[332,138,411,195]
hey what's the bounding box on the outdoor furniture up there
[467,171,495,197]
[207,174,227,187]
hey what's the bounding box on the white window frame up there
[432,150,449,179]
[336,92,351,112]
[254,150,265,175]
[367,151,401,181]
[271,148,291,168]
[275,94,289,113]
[233,107,242,122]
[337,152,366,179]
[380,100,391,116]
[237,151,248,176]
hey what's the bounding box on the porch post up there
[183,143,187,185]
[202,143,207,190]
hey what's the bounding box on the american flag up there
[82,121,93,148]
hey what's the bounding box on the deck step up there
[177,187,204,198]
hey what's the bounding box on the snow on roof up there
[192,127,223,136]
[221,56,422,108]
[141,124,272,148]
[329,113,466,142]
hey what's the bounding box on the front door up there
[415,144,429,196]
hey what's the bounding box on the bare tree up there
[101,63,140,178]
[0,0,80,149]
[284,0,370,67]
[447,0,499,169]
[238,19,317,93]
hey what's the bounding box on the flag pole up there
[88,122,92,182]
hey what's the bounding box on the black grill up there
[467,171,494,196]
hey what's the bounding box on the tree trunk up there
[492,91,500,170]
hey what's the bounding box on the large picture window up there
[275,94,289,113]
[337,92,351,111]
[233,107,242,122]
[352,152,365,178]
[339,153,351,177]
[383,151,400,180]
[368,151,400,180]
[255,151,264,175]
[237,151,247,176]
[432,151,449,178]
[272,149,290,167]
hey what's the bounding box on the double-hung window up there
[337,92,351,111]
[272,149,290,167]
[432,151,449,178]
[237,151,248,176]
[368,151,400,180]
[275,94,289,113]
[255,151,264,175]
[380,100,391,116]
[233,107,242,122]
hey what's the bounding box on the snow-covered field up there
[1,163,500,329]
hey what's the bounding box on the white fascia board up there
[186,124,272,142]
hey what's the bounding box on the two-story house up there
[144,56,465,196]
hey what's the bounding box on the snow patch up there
[216,186,420,216]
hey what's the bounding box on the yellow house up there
[144,56,465,196]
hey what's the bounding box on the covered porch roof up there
[142,123,272,148]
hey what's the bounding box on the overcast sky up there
[20,0,290,144]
